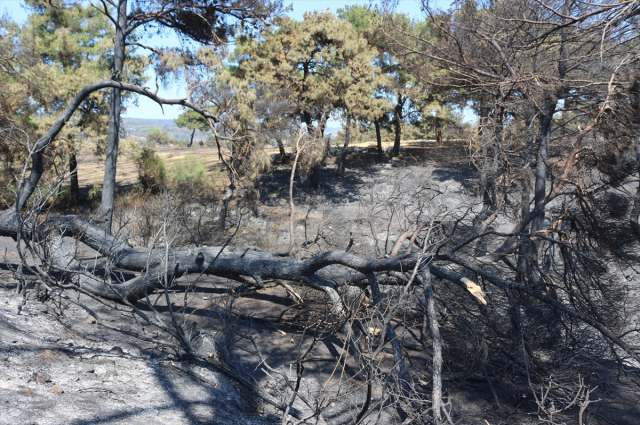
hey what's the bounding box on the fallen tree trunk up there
[1,209,434,301]
[2,207,639,365]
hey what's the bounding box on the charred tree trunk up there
[477,104,490,136]
[531,100,557,238]
[527,8,569,324]
[375,118,383,162]
[69,140,79,205]
[18,150,44,213]
[218,164,235,232]
[630,79,640,226]
[1,203,638,364]
[424,272,443,424]
[0,209,435,303]
[517,107,538,283]
[392,96,403,157]
[309,164,319,188]
[98,0,127,234]
[435,116,443,146]
[532,0,570,240]
[276,138,288,163]
[633,133,640,226]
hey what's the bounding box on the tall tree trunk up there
[527,4,568,313]
[98,0,127,234]
[630,79,640,225]
[531,100,556,236]
[392,97,403,157]
[517,107,538,283]
[276,138,288,163]
[516,24,543,284]
[477,104,490,136]
[337,114,351,174]
[483,101,505,216]
[375,119,383,162]
[632,133,640,224]
[187,128,196,148]
[435,116,443,146]
[69,140,79,205]
[309,167,319,188]
[532,0,570,238]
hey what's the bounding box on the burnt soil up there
[1,146,640,425]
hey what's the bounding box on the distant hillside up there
[121,117,208,142]
[324,127,340,139]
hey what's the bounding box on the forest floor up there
[1,146,639,424]
[1,266,639,425]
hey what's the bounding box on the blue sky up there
[1,0,454,121]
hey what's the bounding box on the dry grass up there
[76,146,228,189]
[76,140,463,189]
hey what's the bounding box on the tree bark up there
[477,104,490,136]
[187,128,196,148]
[422,271,443,424]
[17,150,43,213]
[309,167,319,189]
[337,114,351,174]
[531,99,556,237]
[435,116,443,146]
[0,209,429,300]
[2,203,638,364]
[276,138,288,163]
[392,97,403,157]
[632,133,640,225]
[517,107,538,283]
[532,0,570,240]
[69,140,79,205]
[375,118,383,162]
[99,0,128,234]
[630,79,640,225]
[218,163,235,231]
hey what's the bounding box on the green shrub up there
[166,155,223,196]
[170,155,206,184]
[88,183,102,199]
[57,184,72,201]
[136,147,166,193]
